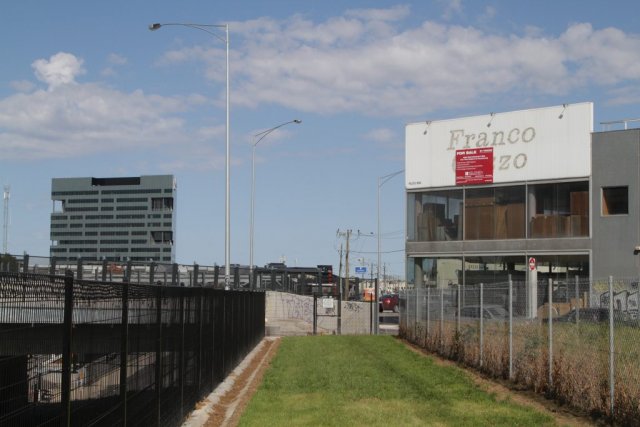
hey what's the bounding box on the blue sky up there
[2,1,640,278]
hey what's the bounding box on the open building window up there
[602,186,628,215]
[151,197,173,211]
[151,231,173,244]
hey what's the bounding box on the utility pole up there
[383,263,387,293]
[370,261,374,289]
[337,229,352,298]
[338,243,343,297]
[345,229,351,298]
[2,185,9,254]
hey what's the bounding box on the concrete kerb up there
[181,336,278,427]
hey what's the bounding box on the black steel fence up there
[0,271,265,426]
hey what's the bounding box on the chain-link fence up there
[400,277,640,425]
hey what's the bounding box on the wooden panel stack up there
[570,191,589,237]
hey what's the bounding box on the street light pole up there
[377,169,404,334]
[149,22,232,287]
[250,120,301,288]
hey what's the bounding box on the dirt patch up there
[202,338,280,427]
[400,338,602,427]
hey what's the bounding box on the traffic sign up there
[355,266,367,274]
[529,257,536,271]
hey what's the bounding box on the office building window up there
[602,186,628,215]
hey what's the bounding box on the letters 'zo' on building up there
[406,102,640,311]
[50,175,176,263]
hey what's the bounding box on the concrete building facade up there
[405,102,640,296]
[50,175,176,262]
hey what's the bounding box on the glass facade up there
[407,254,589,288]
[408,189,463,241]
[408,180,589,242]
[528,181,589,238]
[465,186,525,240]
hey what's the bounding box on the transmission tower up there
[2,185,9,254]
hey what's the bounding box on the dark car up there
[459,305,509,320]
[379,294,399,312]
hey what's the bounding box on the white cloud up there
[32,52,85,90]
[101,53,128,77]
[344,5,410,22]
[198,10,640,117]
[5,8,640,163]
[0,72,202,160]
[108,53,128,65]
[364,128,396,143]
[10,80,35,92]
[440,0,463,20]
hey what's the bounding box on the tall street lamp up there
[149,22,232,287]
[250,119,301,288]
[377,169,404,334]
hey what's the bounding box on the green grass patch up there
[239,336,557,426]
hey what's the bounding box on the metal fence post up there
[196,290,203,393]
[23,254,29,274]
[337,291,342,335]
[575,275,580,324]
[313,293,317,335]
[102,258,108,282]
[548,277,553,390]
[172,263,178,286]
[120,278,130,426]
[50,256,57,277]
[179,292,185,418]
[440,288,444,351]
[456,284,461,333]
[609,275,615,417]
[480,282,484,368]
[416,288,420,341]
[155,286,162,426]
[150,261,156,285]
[62,270,74,427]
[125,259,132,283]
[509,276,513,380]
[426,287,430,342]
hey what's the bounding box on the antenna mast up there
[2,185,9,254]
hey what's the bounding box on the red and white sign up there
[405,102,593,190]
[529,257,536,271]
[455,148,493,185]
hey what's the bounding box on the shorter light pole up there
[250,120,301,288]
[377,169,403,334]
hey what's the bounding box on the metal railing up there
[600,118,640,131]
[0,271,265,426]
[400,276,640,425]
[0,253,341,294]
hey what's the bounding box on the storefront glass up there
[528,181,589,238]
[408,190,464,241]
[407,254,589,289]
[464,185,526,240]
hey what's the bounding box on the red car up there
[379,294,399,312]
